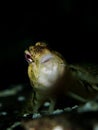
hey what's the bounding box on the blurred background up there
[0,1,98,89]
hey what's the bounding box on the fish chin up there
[40,54,53,63]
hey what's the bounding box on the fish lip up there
[40,54,53,63]
[24,50,33,63]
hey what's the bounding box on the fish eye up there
[29,46,34,51]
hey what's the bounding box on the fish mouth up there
[40,54,53,63]
[24,50,33,63]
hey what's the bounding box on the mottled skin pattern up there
[25,42,98,114]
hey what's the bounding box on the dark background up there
[0,1,98,89]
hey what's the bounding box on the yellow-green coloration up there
[25,42,98,114]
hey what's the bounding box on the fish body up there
[25,42,98,114]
